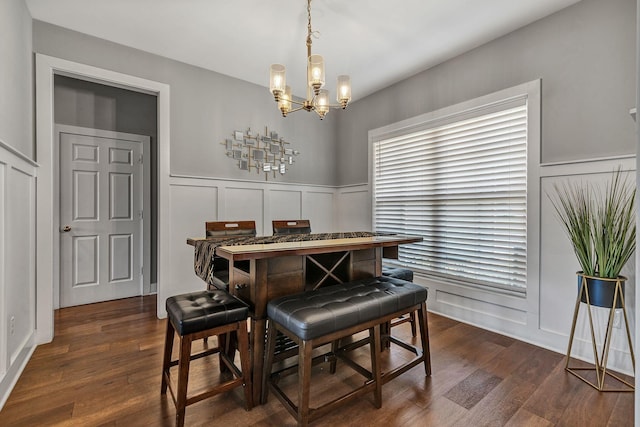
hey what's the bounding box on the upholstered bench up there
[161,290,253,427]
[382,266,417,337]
[262,276,431,426]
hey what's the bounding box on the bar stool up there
[382,266,417,337]
[272,219,312,235]
[204,220,257,291]
[161,290,253,427]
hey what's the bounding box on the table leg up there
[251,317,267,405]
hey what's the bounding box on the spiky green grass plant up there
[549,167,635,279]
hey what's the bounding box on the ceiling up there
[25,0,581,101]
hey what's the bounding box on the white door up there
[60,131,144,307]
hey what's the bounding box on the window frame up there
[368,80,541,297]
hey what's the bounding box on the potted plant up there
[549,167,636,308]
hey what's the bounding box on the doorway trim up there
[35,54,171,343]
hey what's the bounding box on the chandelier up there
[269,0,351,119]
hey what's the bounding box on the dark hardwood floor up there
[0,295,633,426]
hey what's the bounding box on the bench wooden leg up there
[370,324,382,408]
[417,302,431,376]
[298,340,313,427]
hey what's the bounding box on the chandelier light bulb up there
[270,64,286,99]
[308,54,325,94]
[337,75,351,108]
[278,86,292,117]
[315,89,330,119]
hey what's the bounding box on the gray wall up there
[34,21,339,186]
[336,0,637,185]
[54,75,158,284]
[0,0,33,157]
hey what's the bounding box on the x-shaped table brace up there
[307,251,350,290]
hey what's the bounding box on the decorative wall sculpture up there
[222,126,299,180]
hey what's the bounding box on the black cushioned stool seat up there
[263,276,431,427]
[161,290,252,427]
[382,266,417,337]
[381,266,414,282]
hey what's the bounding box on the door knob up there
[62,225,72,232]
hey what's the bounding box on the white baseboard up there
[0,335,36,411]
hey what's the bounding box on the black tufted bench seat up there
[262,276,431,426]
[161,290,253,427]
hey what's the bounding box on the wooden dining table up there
[186,232,422,403]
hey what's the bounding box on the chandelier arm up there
[287,98,307,107]
[288,105,307,114]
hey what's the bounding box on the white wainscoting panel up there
[6,167,35,364]
[165,182,219,303]
[303,191,334,233]
[0,141,37,409]
[435,289,528,325]
[336,185,370,232]
[268,189,302,229]
[224,187,265,235]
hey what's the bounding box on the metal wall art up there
[222,126,299,180]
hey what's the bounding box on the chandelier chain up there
[307,0,320,45]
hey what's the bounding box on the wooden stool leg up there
[262,320,278,404]
[217,333,226,373]
[417,302,431,376]
[329,339,340,374]
[175,334,193,427]
[237,320,253,410]
[298,340,313,427]
[161,320,175,394]
[409,311,417,337]
[217,333,233,374]
[382,321,391,349]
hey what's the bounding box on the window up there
[372,84,539,293]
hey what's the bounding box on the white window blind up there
[374,101,528,292]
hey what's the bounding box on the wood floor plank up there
[405,395,468,427]
[607,392,635,427]
[443,368,504,409]
[555,379,620,427]
[505,408,554,427]
[481,340,543,379]
[522,360,585,424]
[2,402,76,427]
[0,295,633,426]
[456,375,538,426]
